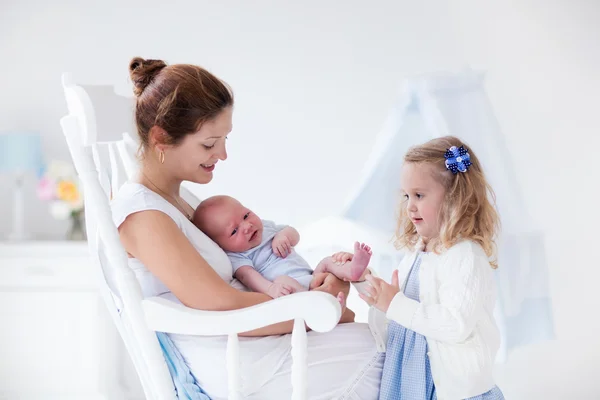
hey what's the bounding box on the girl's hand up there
[359,270,401,313]
[331,251,353,265]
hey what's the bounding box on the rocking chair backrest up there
[61,73,178,400]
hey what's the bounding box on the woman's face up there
[163,107,233,184]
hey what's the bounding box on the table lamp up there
[0,131,44,240]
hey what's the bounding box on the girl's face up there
[400,162,447,243]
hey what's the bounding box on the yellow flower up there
[56,180,80,203]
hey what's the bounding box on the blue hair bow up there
[444,145,471,174]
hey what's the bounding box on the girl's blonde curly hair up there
[394,136,501,268]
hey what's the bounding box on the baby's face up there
[203,198,263,252]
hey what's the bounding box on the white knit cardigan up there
[386,239,501,400]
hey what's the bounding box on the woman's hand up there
[359,270,400,313]
[339,307,355,323]
[310,272,351,298]
[310,272,354,323]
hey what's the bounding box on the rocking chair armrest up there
[142,291,341,336]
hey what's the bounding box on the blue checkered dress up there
[379,253,505,400]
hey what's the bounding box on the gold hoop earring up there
[159,150,165,164]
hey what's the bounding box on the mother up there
[111,57,385,399]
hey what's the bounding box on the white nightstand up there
[0,241,143,399]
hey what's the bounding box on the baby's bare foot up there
[336,242,372,281]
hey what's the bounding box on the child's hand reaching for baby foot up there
[359,270,400,313]
[272,233,292,258]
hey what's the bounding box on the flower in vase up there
[37,159,84,221]
[36,176,55,201]
[57,180,80,203]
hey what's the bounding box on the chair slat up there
[291,319,308,400]
[108,142,128,193]
[116,135,139,180]
[227,333,242,400]
[90,144,112,199]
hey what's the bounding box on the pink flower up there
[37,177,55,201]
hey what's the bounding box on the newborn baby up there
[192,195,372,298]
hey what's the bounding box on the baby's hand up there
[267,281,294,298]
[331,251,353,265]
[272,233,292,258]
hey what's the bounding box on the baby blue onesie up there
[226,220,314,289]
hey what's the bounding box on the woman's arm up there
[119,210,347,336]
[120,210,264,310]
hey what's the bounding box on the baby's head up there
[192,195,264,252]
[396,136,500,264]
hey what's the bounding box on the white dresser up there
[0,241,143,400]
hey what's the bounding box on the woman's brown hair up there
[128,57,233,151]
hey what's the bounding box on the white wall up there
[447,2,600,398]
[1,0,599,398]
[0,0,467,238]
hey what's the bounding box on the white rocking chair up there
[59,73,342,400]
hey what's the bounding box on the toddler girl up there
[361,136,504,399]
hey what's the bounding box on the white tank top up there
[110,182,291,396]
[110,182,246,302]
